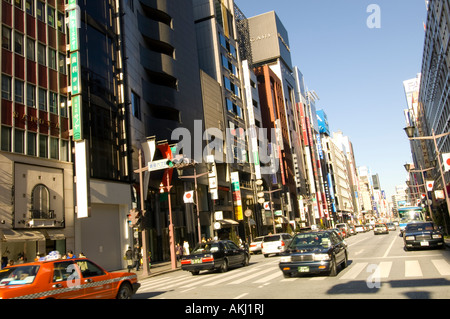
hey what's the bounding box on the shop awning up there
[0,229,45,242]
[42,229,66,241]
[218,219,240,226]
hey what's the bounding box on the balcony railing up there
[29,210,55,220]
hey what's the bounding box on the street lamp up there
[404,125,450,222]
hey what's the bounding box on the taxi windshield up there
[0,265,40,286]
[289,233,331,249]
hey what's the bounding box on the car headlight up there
[280,256,291,263]
[432,234,442,239]
[405,236,415,240]
[313,254,330,261]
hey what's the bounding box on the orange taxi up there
[0,252,140,299]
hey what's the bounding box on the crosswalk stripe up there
[227,267,275,285]
[203,266,265,286]
[253,271,283,283]
[405,260,422,277]
[378,261,392,278]
[339,262,368,280]
[432,259,450,276]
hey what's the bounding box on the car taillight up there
[181,259,191,265]
[281,241,285,246]
[261,243,263,248]
[202,256,214,263]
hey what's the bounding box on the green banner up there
[71,95,82,141]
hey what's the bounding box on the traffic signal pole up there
[135,149,151,277]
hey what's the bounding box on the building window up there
[60,95,67,117]
[14,79,24,104]
[36,1,45,22]
[61,140,69,161]
[26,37,35,61]
[14,129,24,153]
[58,53,66,74]
[57,12,65,33]
[27,132,36,156]
[31,184,50,217]
[50,137,58,159]
[131,91,141,120]
[47,6,55,28]
[2,75,12,100]
[48,48,57,70]
[39,134,48,158]
[2,26,11,51]
[38,88,46,111]
[27,83,36,107]
[14,32,24,56]
[14,0,23,10]
[25,0,34,16]
[37,43,46,65]
[1,126,11,152]
[49,91,57,114]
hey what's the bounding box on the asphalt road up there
[134,229,450,300]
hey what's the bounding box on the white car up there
[249,236,265,254]
[354,225,365,233]
[262,233,292,257]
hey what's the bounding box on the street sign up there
[148,159,170,172]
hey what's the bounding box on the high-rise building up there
[0,0,73,263]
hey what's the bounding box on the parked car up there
[279,230,348,277]
[332,228,345,239]
[262,233,292,257]
[373,223,389,235]
[354,224,366,233]
[249,236,265,254]
[0,252,140,299]
[181,240,250,275]
[336,223,350,238]
[403,222,444,251]
[386,222,396,231]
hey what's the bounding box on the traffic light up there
[128,208,141,228]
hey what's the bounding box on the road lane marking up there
[339,262,368,280]
[383,235,398,258]
[432,259,450,276]
[234,293,249,299]
[203,266,266,287]
[405,260,422,277]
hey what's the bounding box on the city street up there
[134,230,450,300]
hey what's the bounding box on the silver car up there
[262,233,292,257]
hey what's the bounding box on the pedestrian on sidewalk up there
[125,246,133,272]
[133,246,141,271]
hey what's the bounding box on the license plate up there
[420,241,429,246]
[298,266,309,273]
[192,259,202,264]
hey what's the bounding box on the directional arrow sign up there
[148,159,170,172]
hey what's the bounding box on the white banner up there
[426,181,434,191]
[183,191,194,203]
[442,153,450,172]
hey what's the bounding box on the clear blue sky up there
[235,0,427,198]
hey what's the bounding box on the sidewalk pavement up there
[114,260,182,281]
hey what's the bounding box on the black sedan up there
[181,240,250,275]
[279,230,348,277]
[403,222,445,251]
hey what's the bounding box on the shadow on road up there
[326,278,450,298]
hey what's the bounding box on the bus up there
[397,206,425,233]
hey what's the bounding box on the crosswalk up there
[136,257,450,295]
